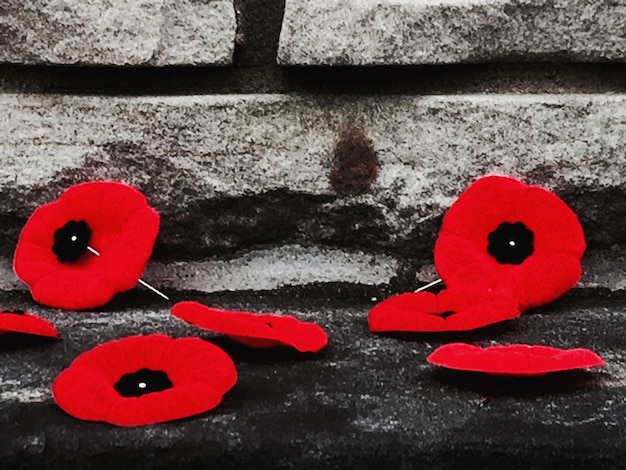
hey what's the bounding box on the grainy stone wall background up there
[3,3,626,467]
[1,0,625,295]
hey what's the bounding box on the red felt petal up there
[516,185,586,258]
[368,289,520,333]
[435,234,583,311]
[427,343,605,376]
[435,175,585,309]
[514,253,583,311]
[14,181,160,310]
[171,301,329,353]
[439,176,525,247]
[52,334,237,426]
[0,311,58,338]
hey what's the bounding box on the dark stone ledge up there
[0,288,625,469]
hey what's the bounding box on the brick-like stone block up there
[0,94,624,261]
[278,0,626,65]
[0,0,236,65]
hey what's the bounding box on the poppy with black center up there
[368,288,520,333]
[434,176,585,311]
[52,334,237,426]
[13,181,160,310]
[427,343,605,376]
[171,301,329,353]
[0,310,58,338]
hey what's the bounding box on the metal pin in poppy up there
[171,301,329,353]
[427,343,605,377]
[14,181,167,310]
[52,334,237,426]
[0,310,58,338]
[368,288,520,333]
[434,175,586,311]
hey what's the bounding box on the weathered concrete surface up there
[278,0,626,65]
[0,289,625,469]
[0,246,624,298]
[0,0,236,65]
[0,94,624,262]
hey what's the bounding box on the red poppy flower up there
[427,343,605,376]
[14,181,160,310]
[0,310,58,338]
[368,288,520,333]
[171,301,329,353]
[434,176,585,311]
[52,334,237,426]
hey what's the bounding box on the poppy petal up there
[0,310,58,338]
[14,181,160,310]
[171,301,329,353]
[368,289,520,333]
[52,334,237,426]
[434,176,585,310]
[427,343,605,376]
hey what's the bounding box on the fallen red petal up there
[171,301,329,353]
[0,310,58,338]
[427,343,605,376]
[368,289,520,333]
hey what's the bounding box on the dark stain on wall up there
[329,127,379,194]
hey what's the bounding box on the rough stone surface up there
[0,0,236,65]
[0,289,625,469]
[278,0,626,65]
[1,246,625,297]
[0,94,624,263]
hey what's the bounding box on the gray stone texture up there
[0,94,624,264]
[0,0,236,65]
[1,290,626,469]
[278,0,626,65]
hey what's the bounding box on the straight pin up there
[87,245,169,301]
[86,246,100,256]
[137,279,170,301]
[414,278,443,293]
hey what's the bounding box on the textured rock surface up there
[0,0,236,65]
[1,247,625,296]
[0,94,624,262]
[0,289,625,469]
[278,0,626,65]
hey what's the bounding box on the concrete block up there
[0,0,236,65]
[278,0,626,65]
[0,94,624,261]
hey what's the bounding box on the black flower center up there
[487,222,534,265]
[52,220,92,263]
[114,368,173,398]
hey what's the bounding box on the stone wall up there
[1,0,625,295]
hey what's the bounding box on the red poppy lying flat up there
[171,301,329,353]
[368,289,520,333]
[52,334,237,426]
[427,343,605,376]
[434,175,585,311]
[0,310,58,338]
[14,181,160,310]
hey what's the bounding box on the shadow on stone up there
[371,321,519,344]
[0,333,58,352]
[204,335,326,364]
[428,368,600,399]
